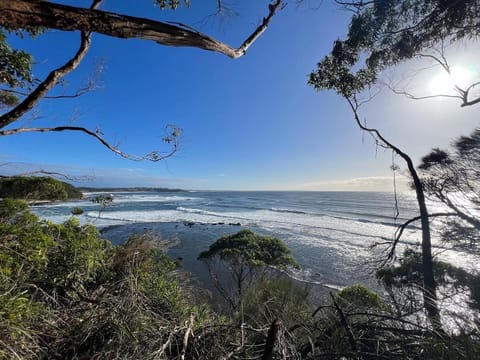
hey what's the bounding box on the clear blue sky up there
[1,0,478,190]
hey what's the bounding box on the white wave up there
[77,206,417,258]
[84,193,200,204]
[32,199,89,208]
[115,195,199,203]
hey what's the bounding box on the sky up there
[1,0,479,191]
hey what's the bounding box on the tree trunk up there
[405,158,443,333]
[346,99,443,333]
[0,0,282,59]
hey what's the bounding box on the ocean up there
[30,190,474,292]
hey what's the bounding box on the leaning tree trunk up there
[404,156,443,332]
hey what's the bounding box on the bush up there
[0,200,205,359]
[0,176,82,201]
[71,206,84,215]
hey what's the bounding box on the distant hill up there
[0,176,83,201]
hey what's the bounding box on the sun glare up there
[429,66,473,94]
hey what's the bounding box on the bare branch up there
[385,212,458,264]
[0,168,94,182]
[330,292,357,352]
[180,314,194,360]
[0,125,179,162]
[1,82,97,100]
[389,87,464,102]
[385,47,480,108]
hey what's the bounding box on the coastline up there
[100,221,337,306]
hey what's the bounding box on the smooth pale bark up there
[0,0,282,59]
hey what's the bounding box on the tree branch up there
[0,167,94,182]
[1,83,96,100]
[0,0,284,60]
[0,0,103,129]
[386,212,458,263]
[330,292,357,352]
[0,125,179,162]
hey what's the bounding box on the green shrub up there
[336,284,388,311]
[198,229,300,308]
[71,206,84,215]
[0,201,209,358]
[0,176,82,201]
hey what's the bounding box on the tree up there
[198,229,299,309]
[321,0,480,106]
[0,175,83,201]
[419,128,480,251]
[0,0,284,162]
[309,72,443,333]
[307,0,480,332]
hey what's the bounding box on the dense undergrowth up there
[1,199,479,359]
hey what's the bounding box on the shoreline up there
[100,221,338,306]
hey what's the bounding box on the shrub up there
[71,206,84,215]
[198,229,299,309]
[0,176,82,201]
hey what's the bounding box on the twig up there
[330,292,357,352]
[0,125,178,162]
[180,314,194,360]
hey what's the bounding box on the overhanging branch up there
[386,212,458,263]
[0,0,284,59]
[0,126,179,162]
[0,0,103,129]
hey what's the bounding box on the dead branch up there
[330,292,357,352]
[385,212,457,263]
[180,314,195,360]
[262,319,280,360]
[385,50,480,108]
[1,81,97,100]
[0,169,94,182]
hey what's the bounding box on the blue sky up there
[1,0,479,190]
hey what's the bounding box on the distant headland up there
[78,187,187,192]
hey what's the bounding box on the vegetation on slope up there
[1,199,479,359]
[0,176,82,201]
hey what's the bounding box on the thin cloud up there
[294,175,411,192]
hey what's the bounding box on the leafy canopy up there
[309,0,480,96]
[198,229,299,270]
[418,128,480,252]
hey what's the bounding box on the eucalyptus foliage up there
[419,128,480,252]
[198,229,299,270]
[309,0,480,96]
[199,229,299,309]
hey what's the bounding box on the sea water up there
[31,191,477,291]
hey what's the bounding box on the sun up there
[429,66,473,94]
